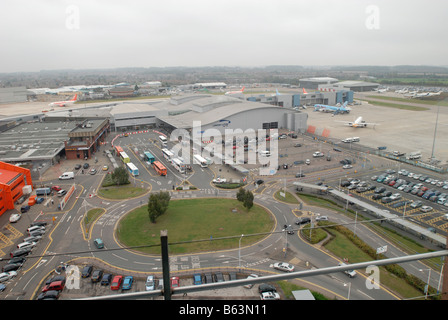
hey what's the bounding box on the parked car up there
[258,283,277,294]
[83,163,90,169]
[74,164,82,170]
[81,265,93,278]
[170,276,179,288]
[57,190,67,197]
[89,168,97,175]
[9,213,21,223]
[91,270,103,283]
[122,276,133,290]
[193,274,202,286]
[420,206,433,213]
[260,291,280,300]
[145,275,155,290]
[20,205,31,213]
[110,275,123,290]
[100,273,113,286]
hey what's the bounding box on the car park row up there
[339,169,448,232]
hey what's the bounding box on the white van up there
[17,241,36,250]
[351,137,360,142]
[59,172,74,180]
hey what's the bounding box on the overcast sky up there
[0,0,447,73]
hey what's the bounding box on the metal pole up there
[160,230,171,300]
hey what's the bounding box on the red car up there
[52,185,62,191]
[170,276,179,288]
[110,275,123,290]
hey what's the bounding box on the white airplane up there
[375,87,388,93]
[225,87,245,95]
[395,88,408,94]
[48,94,78,107]
[336,116,378,128]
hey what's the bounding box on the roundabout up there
[116,198,276,255]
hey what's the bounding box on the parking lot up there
[339,168,448,234]
[39,264,263,300]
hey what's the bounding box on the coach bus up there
[171,158,185,174]
[193,154,208,168]
[159,135,168,145]
[161,148,174,161]
[126,162,139,176]
[120,151,130,163]
[115,145,124,156]
[143,151,155,164]
[153,161,167,176]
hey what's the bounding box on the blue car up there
[193,273,202,285]
[35,197,44,204]
[122,276,133,290]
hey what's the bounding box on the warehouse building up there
[319,80,380,92]
[0,87,29,104]
[247,90,353,108]
[155,94,307,134]
[0,161,32,216]
[299,77,339,89]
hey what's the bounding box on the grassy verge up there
[83,208,105,236]
[98,185,148,199]
[359,99,429,111]
[274,189,299,204]
[117,198,275,254]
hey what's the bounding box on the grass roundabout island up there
[117,198,275,255]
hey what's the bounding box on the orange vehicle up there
[28,195,37,206]
[152,161,167,176]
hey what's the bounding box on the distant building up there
[299,77,339,89]
[0,87,29,104]
[108,86,135,97]
[193,82,227,89]
[0,161,32,216]
[319,81,380,92]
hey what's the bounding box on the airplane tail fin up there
[303,88,308,94]
[241,87,245,92]
[342,101,348,107]
[276,89,280,95]
[72,94,78,101]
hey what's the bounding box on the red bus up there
[115,145,124,156]
[153,161,167,176]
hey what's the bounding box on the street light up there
[419,268,432,300]
[238,234,244,271]
[343,282,351,300]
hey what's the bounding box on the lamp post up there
[344,282,351,300]
[419,268,432,300]
[238,234,244,271]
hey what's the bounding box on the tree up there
[148,191,171,223]
[236,187,247,202]
[111,167,129,185]
[243,190,254,210]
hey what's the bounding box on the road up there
[0,130,443,300]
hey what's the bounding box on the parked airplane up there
[48,94,78,107]
[375,87,389,93]
[225,87,245,95]
[314,101,351,114]
[395,88,408,94]
[336,116,378,128]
